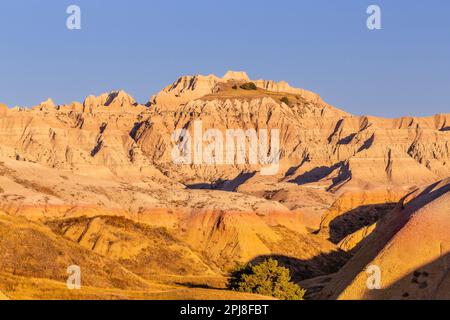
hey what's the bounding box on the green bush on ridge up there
[240,82,257,90]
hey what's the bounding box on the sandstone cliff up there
[0,71,449,300]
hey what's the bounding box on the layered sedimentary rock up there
[319,178,450,300]
[0,156,342,271]
[0,71,449,299]
[2,71,448,190]
[1,71,449,248]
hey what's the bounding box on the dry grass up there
[0,215,274,300]
[12,177,59,197]
[47,216,216,278]
[0,273,273,300]
[0,215,150,291]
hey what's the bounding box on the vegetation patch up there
[280,96,290,105]
[228,258,306,300]
[239,82,257,90]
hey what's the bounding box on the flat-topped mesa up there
[149,70,330,111]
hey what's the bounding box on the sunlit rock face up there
[0,71,449,300]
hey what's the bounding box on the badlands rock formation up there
[0,290,8,300]
[319,178,450,300]
[0,71,449,299]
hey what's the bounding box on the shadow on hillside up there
[174,282,226,291]
[440,126,450,132]
[328,179,450,245]
[403,180,450,212]
[171,252,351,295]
[186,172,256,191]
[363,253,450,300]
[321,180,450,299]
[234,251,350,300]
[186,183,216,190]
[327,203,397,244]
[289,162,344,185]
[338,133,356,145]
[357,134,375,153]
[220,172,256,191]
[248,251,350,284]
[288,161,352,191]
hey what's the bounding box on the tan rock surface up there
[0,156,344,276]
[319,178,450,300]
[0,71,449,299]
[0,214,151,291]
[0,290,8,300]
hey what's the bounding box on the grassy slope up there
[0,214,271,300]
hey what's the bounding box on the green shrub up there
[240,82,257,90]
[280,97,290,105]
[228,258,306,300]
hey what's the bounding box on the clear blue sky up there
[0,0,449,117]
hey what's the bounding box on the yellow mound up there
[319,178,450,300]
